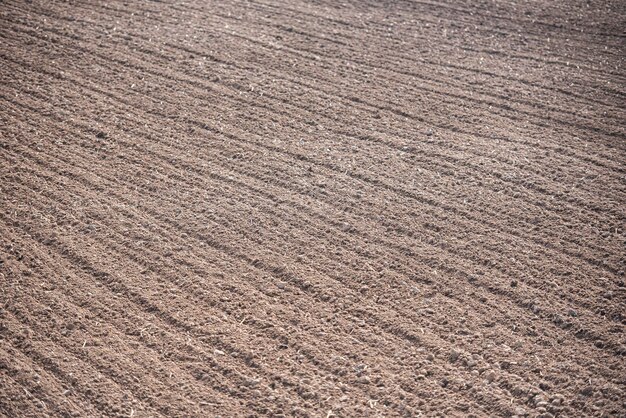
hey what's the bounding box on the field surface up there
[1,0,625,416]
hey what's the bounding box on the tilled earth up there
[1,0,625,417]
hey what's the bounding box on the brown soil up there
[1,0,625,416]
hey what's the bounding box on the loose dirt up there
[1,0,625,416]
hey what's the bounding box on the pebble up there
[568,309,577,317]
[510,280,518,287]
[581,386,593,396]
[485,371,496,383]
[426,353,435,361]
[426,129,434,136]
[449,350,460,362]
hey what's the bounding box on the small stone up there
[416,374,425,380]
[425,129,434,136]
[510,280,518,287]
[568,309,577,317]
[449,350,460,362]
[485,371,496,383]
[580,386,593,396]
[603,291,613,299]
[426,353,434,361]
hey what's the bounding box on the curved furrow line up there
[0,369,68,417]
[1,140,495,414]
[5,108,623,365]
[250,0,626,81]
[3,122,620,380]
[202,2,626,119]
[0,163,576,418]
[3,88,622,318]
[17,9,623,180]
[14,94,626,332]
[7,128,620,414]
[0,227,293,409]
[212,21,625,142]
[0,223,362,416]
[2,16,620,206]
[282,0,626,54]
[4,3,625,167]
[3,100,620,414]
[2,161,503,416]
[2,43,620,268]
[11,128,604,414]
[1,209,357,416]
[3,92,622,330]
[0,346,92,417]
[241,0,626,107]
[92,0,626,116]
[0,197,425,416]
[49,1,626,149]
[0,312,166,417]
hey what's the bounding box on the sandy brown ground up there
[1,0,625,416]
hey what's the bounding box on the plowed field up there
[1,0,625,416]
